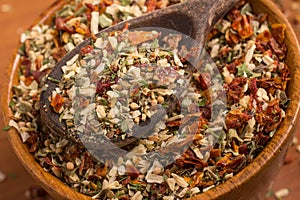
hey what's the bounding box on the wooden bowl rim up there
[2,0,300,199]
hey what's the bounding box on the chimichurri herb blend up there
[8,0,290,199]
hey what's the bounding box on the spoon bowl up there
[39,0,239,148]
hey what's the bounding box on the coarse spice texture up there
[8,0,290,199]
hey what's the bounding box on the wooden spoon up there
[39,0,239,149]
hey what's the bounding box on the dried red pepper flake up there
[95,163,108,177]
[256,13,268,23]
[80,45,94,56]
[216,153,246,171]
[79,152,95,175]
[50,93,64,113]
[55,16,68,31]
[51,47,67,61]
[24,76,35,86]
[219,46,232,57]
[239,15,254,39]
[85,3,96,11]
[216,154,232,168]
[207,28,219,41]
[225,108,252,129]
[196,73,212,90]
[269,37,287,60]
[227,155,246,170]
[189,172,203,187]
[238,143,248,155]
[255,100,283,133]
[21,58,32,77]
[226,77,247,104]
[210,149,222,158]
[271,23,287,45]
[99,2,107,14]
[121,176,131,186]
[257,77,285,94]
[255,40,268,52]
[96,78,113,95]
[126,164,140,179]
[231,12,254,40]
[176,149,208,169]
[228,8,241,21]
[104,0,113,6]
[145,0,157,13]
[249,78,258,94]
[255,132,270,146]
[32,70,44,84]
[256,30,272,43]
[225,30,240,44]
[166,120,181,127]
[225,58,242,74]
[231,15,243,32]
[278,63,290,79]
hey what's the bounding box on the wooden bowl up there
[2,0,300,199]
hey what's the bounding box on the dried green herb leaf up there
[48,76,61,83]
[9,100,16,108]
[241,3,252,15]
[120,0,131,6]
[2,126,11,132]
[198,98,207,107]
[237,64,252,77]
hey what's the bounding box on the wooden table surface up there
[0,0,299,199]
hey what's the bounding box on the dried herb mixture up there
[8,0,290,199]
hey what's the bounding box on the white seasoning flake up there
[96,105,106,119]
[173,52,183,67]
[131,110,141,118]
[190,187,201,195]
[177,188,188,198]
[131,191,143,200]
[257,23,269,33]
[163,196,175,200]
[203,185,215,192]
[239,95,250,109]
[9,120,30,142]
[244,42,256,64]
[130,102,139,110]
[66,54,79,66]
[99,14,113,28]
[166,178,176,191]
[108,36,118,49]
[90,11,99,35]
[210,44,220,58]
[65,42,75,52]
[171,173,189,188]
[220,19,231,33]
[256,88,269,102]
[262,55,274,66]
[145,173,164,184]
[275,188,290,199]
[118,165,126,176]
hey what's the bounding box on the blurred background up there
[0,0,299,199]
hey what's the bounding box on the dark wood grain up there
[0,0,299,200]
